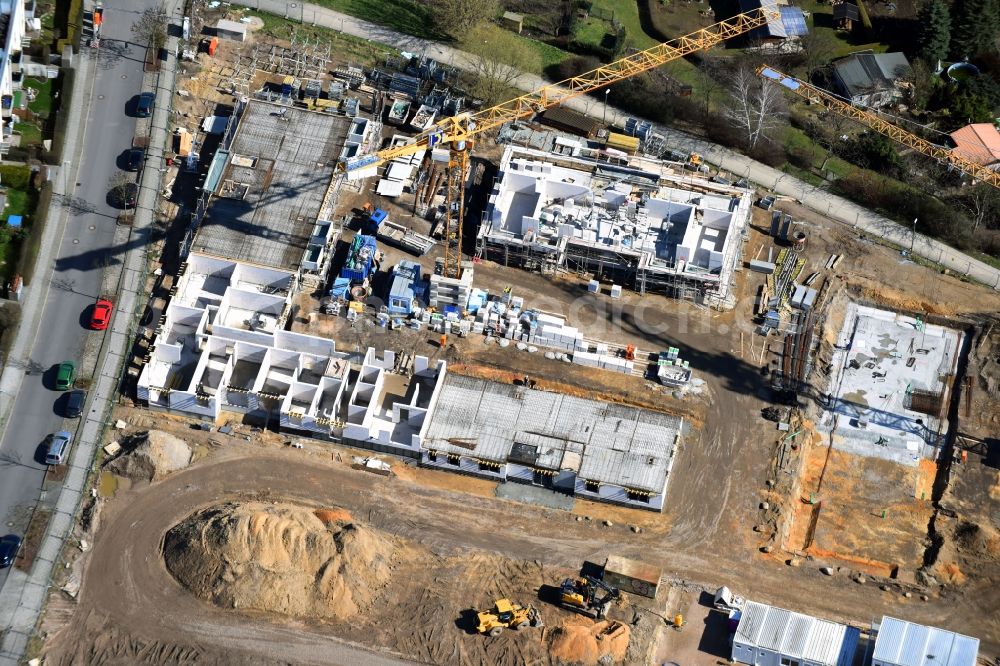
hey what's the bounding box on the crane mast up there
[343,8,782,279]
[757,65,1000,190]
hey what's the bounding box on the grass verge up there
[311,0,441,39]
[247,11,400,65]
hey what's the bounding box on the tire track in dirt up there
[43,448,1000,663]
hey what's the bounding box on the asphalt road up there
[0,1,155,586]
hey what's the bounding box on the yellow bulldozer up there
[476,598,544,637]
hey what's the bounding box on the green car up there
[55,361,76,391]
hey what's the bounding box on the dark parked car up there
[0,534,22,568]
[126,147,144,171]
[137,91,155,117]
[66,389,87,418]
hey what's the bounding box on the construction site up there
[30,2,1000,666]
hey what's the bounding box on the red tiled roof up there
[950,123,1000,166]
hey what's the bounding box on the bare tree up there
[432,0,498,38]
[695,54,725,114]
[724,64,786,150]
[132,5,168,49]
[954,183,1000,232]
[460,25,540,106]
[799,30,838,82]
[108,170,136,210]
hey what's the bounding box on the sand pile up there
[108,430,192,481]
[164,502,395,620]
[548,617,630,665]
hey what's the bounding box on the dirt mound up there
[953,521,1000,560]
[858,286,948,316]
[548,617,630,665]
[107,430,192,482]
[164,501,395,620]
[313,508,353,524]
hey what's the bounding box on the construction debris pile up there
[163,502,397,619]
[106,430,192,482]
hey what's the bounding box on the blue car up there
[0,534,22,568]
[137,91,155,117]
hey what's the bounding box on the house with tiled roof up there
[949,123,1000,169]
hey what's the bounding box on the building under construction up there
[819,303,964,465]
[477,145,753,308]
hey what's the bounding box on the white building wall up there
[0,0,26,101]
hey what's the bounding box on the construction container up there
[174,128,192,157]
[604,132,640,155]
[779,214,792,241]
[369,208,388,228]
[769,211,782,236]
[206,36,219,56]
[340,235,378,282]
[540,107,601,138]
[603,556,662,599]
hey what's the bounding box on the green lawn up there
[13,122,42,145]
[311,0,441,39]
[784,126,855,178]
[573,16,608,48]
[3,189,30,222]
[972,251,1000,271]
[509,33,571,73]
[24,78,55,118]
[1,165,35,224]
[587,0,658,50]
[0,165,37,277]
[247,11,399,65]
[36,2,56,45]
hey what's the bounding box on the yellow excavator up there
[559,576,621,619]
[476,598,544,637]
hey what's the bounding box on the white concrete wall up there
[211,325,274,347]
[232,261,294,291]
[188,253,237,280]
[416,361,447,442]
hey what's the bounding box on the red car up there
[90,298,113,330]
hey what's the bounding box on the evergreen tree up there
[951,0,1000,58]
[916,0,951,64]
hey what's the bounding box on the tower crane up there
[341,8,781,280]
[756,65,1000,190]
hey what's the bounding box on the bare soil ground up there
[37,25,1000,663]
[786,445,935,577]
[38,412,1000,666]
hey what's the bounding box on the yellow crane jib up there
[756,65,1000,190]
[340,7,780,173]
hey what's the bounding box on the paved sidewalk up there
[0,4,182,662]
[242,0,1000,289]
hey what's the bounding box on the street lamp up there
[603,89,610,127]
[910,217,917,254]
